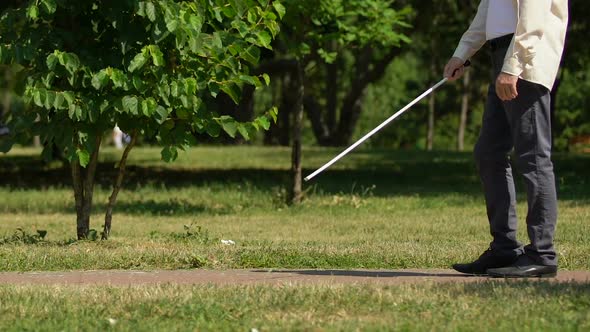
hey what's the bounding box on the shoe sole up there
[488,272,557,279]
[452,268,488,276]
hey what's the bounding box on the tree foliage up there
[0,0,283,238]
[0,0,281,162]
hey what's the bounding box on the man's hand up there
[495,73,519,101]
[444,57,466,81]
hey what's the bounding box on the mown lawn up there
[1,146,588,271]
[1,281,589,331]
[1,146,590,331]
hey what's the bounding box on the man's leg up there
[452,83,522,275]
[503,79,558,266]
[487,80,558,278]
[474,84,523,257]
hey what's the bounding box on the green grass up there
[1,146,590,271]
[1,146,590,331]
[1,281,589,331]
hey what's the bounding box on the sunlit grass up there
[0,282,589,331]
[1,146,589,271]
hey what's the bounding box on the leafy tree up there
[258,0,410,202]
[0,0,283,239]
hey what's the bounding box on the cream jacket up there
[452,0,569,90]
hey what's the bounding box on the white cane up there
[304,61,470,182]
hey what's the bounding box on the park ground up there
[0,146,589,330]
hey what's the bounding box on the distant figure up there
[444,0,568,278]
[113,125,124,149]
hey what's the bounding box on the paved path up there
[0,269,589,286]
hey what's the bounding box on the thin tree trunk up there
[326,49,339,134]
[427,92,435,151]
[290,61,304,204]
[71,160,87,239]
[71,134,102,240]
[427,60,436,151]
[458,70,471,151]
[333,47,400,146]
[102,130,138,240]
[82,135,101,227]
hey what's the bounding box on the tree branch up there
[102,130,138,240]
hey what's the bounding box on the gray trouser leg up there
[474,46,558,266]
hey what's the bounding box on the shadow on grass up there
[456,280,590,297]
[1,151,589,202]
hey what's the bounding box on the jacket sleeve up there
[452,0,489,61]
[502,0,552,76]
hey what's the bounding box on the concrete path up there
[0,269,589,286]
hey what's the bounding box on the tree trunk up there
[326,50,339,133]
[290,61,304,204]
[71,160,88,239]
[427,91,436,151]
[426,61,437,151]
[103,130,138,240]
[71,134,102,240]
[333,47,400,146]
[458,70,471,151]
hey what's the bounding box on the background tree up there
[0,0,283,239]
[257,0,411,203]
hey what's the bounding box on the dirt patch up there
[0,269,589,286]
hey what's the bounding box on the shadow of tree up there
[1,151,589,202]
[455,279,590,297]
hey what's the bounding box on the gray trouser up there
[474,43,558,266]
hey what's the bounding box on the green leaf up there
[128,52,148,72]
[44,90,56,109]
[33,89,44,107]
[184,78,197,95]
[241,45,260,65]
[76,149,90,167]
[53,92,65,109]
[148,45,165,67]
[122,96,139,115]
[62,91,75,107]
[247,10,257,24]
[145,2,157,22]
[91,70,110,90]
[161,146,178,162]
[27,5,39,20]
[155,106,169,124]
[40,0,57,14]
[256,31,272,49]
[272,2,286,19]
[60,53,80,74]
[220,83,241,104]
[239,75,261,88]
[109,69,127,88]
[262,73,270,86]
[256,115,271,130]
[141,98,157,116]
[132,76,147,93]
[171,81,180,97]
[237,123,250,140]
[217,116,238,138]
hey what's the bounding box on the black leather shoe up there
[452,249,519,275]
[487,256,557,278]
